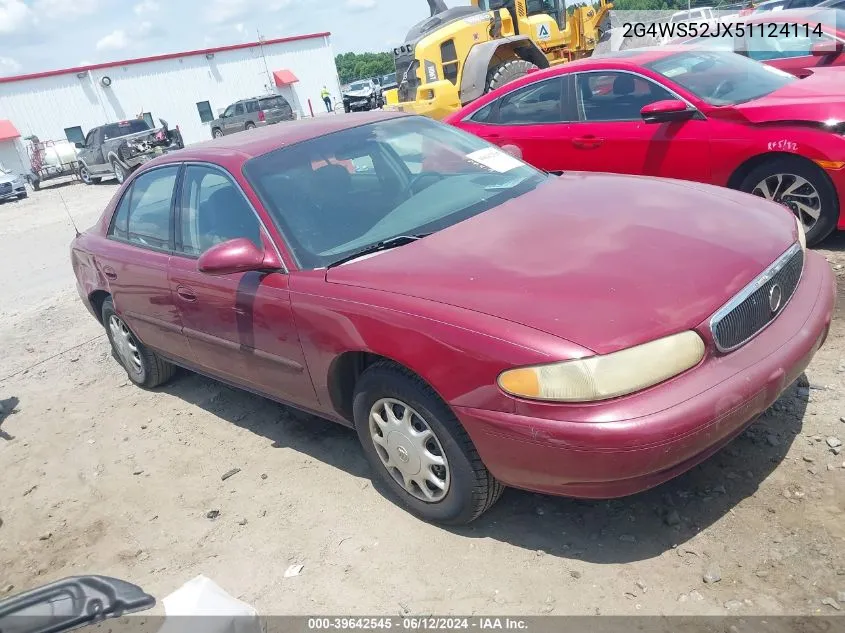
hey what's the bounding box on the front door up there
[225,103,246,133]
[95,164,191,360]
[79,128,108,174]
[168,163,317,407]
[570,70,712,183]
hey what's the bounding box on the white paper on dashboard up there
[466,147,523,173]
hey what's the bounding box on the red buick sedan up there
[446,48,845,246]
[71,112,835,524]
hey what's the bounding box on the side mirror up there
[500,144,524,160]
[197,238,281,276]
[810,40,842,56]
[74,142,84,149]
[641,99,695,124]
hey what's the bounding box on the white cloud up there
[33,0,98,20]
[234,22,246,33]
[205,0,249,24]
[137,20,165,38]
[0,0,36,34]
[0,55,22,76]
[346,0,376,10]
[96,29,129,51]
[133,0,159,15]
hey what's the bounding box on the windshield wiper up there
[326,234,429,269]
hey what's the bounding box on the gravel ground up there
[0,181,843,615]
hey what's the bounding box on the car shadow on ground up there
[160,371,807,564]
[0,396,20,440]
[818,231,845,252]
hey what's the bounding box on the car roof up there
[174,110,410,161]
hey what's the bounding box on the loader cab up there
[474,0,567,30]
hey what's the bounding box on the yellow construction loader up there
[385,0,612,120]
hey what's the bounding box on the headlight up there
[497,331,705,403]
[794,215,806,251]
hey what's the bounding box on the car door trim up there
[124,309,183,334]
[572,69,703,123]
[171,161,288,273]
[182,326,304,372]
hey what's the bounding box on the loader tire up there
[486,59,538,94]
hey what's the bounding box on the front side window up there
[222,105,236,118]
[244,116,547,269]
[576,72,673,121]
[646,50,795,105]
[178,165,262,257]
[84,130,97,147]
[496,77,565,124]
[124,166,179,250]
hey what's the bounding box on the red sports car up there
[679,8,845,77]
[71,112,834,524]
[446,47,845,245]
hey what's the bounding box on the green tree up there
[335,52,395,85]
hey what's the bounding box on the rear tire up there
[102,297,175,389]
[112,160,128,185]
[486,59,538,94]
[352,361,503,525]
[245,122,256,131]
[738,156,838,246]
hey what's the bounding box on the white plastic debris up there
[157,575,262,633]
[284,564,304,578]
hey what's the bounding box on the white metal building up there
[0,33,342,147]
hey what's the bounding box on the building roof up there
[0,32,331,85]
[0,120,21,142]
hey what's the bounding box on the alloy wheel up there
[109,315,143,376]
[79,166,91,184]
[751,173,821,233]
[368,398,450,502]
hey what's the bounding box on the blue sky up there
[0,0,471,77]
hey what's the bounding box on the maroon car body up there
[70,111,835,523]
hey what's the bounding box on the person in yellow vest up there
[321,86,332,112]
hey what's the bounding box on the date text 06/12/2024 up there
[307,618,529,630]
[621,20,824,40]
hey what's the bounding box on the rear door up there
[458,76,580,173]
[168,163,317,407]
[95,164,191,360]
[225,103,246,133]
[569,70,712,182]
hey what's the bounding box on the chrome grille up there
[710,243,804,352]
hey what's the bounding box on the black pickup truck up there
[76,119,183,185]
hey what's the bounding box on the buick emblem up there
[768,284,783,313]
[396,446,410,463]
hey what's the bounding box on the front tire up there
[102,297,175,388]
[352,361,503,525]
[212,127,224,138]
[739,156,838,246]
[486,59,539,94]
[78,164,101,185]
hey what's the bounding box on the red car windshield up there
[645,50,795,105]
[244,116,547,269]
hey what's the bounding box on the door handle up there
[176,286,197,302]
[485,132,502,139]
[103,266,117,280]
[572,136,605,149]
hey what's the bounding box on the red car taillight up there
[258,110,266,122]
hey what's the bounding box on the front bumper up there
[455,251,836,498]
[0,183,26,200]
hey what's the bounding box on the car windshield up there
[244,116,548,269]
[383,73,397,83]
[645,50,795,105]
[349,82,369,91]
[102,120,151,139]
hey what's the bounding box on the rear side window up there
[119,166,179,250]
[469,102,496,123]
[246,100,260,113]
[496,77,565,124]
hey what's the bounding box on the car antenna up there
[57,189,81,237]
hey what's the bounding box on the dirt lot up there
[0,181,843,616]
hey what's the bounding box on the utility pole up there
[256,28,274,92]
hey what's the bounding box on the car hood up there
[344,88,374,98]
[326,173,797,355]
[727,69,845,124]
[0,172,18,184]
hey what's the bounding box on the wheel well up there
[88,290,111,324]
[727,152,818,191]
[328,352,410,422]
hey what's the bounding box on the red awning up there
[0,120,20,142]
[273,69,299,87]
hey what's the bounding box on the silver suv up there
[209,95,295,138]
